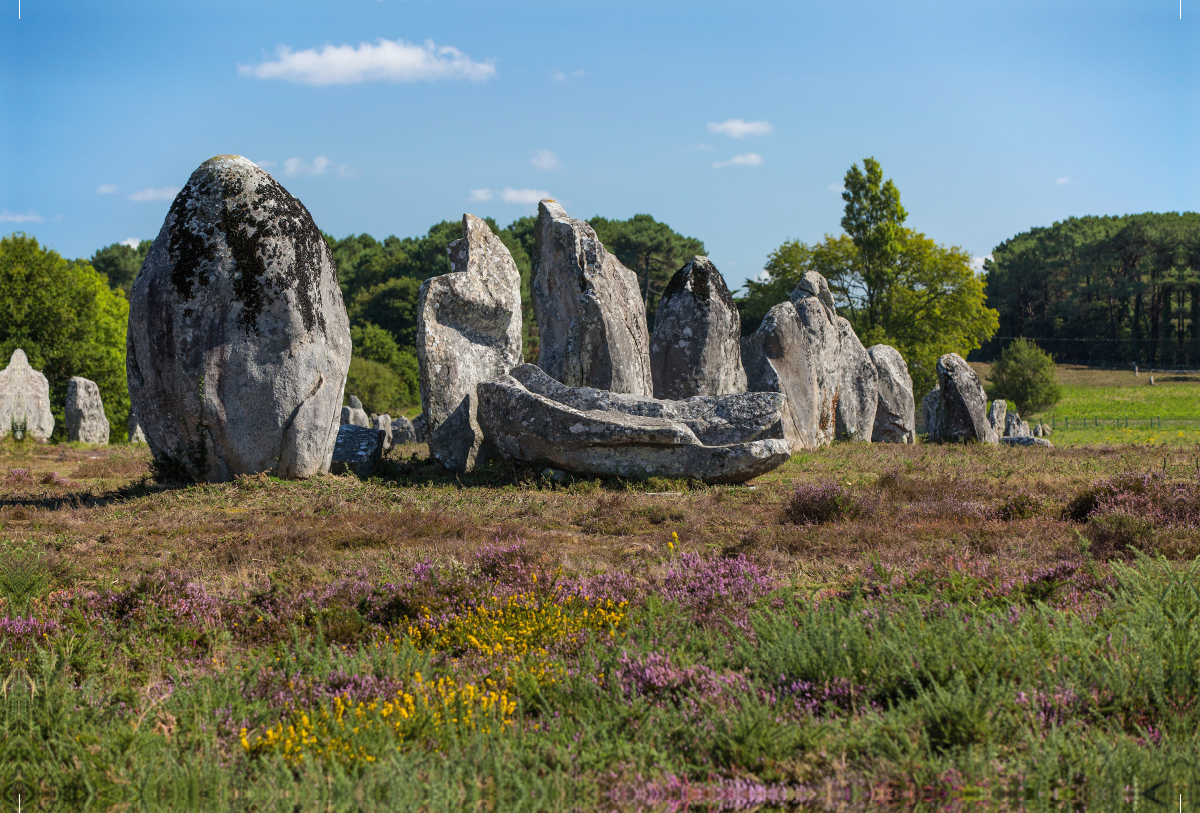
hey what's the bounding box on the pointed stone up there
[649,256,747,399]
[867,345,915,443]
[833,317,877,442]
[66,376,110,445]
[128,411,147,444]
[532,200,652,395]
[929,353,998,444]
[0,349,54,441]
[416,214,523,472]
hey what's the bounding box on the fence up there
[1049,417,1200,431]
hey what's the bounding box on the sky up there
[1,0,1195,291]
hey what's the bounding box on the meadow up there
[2,430,1200,812]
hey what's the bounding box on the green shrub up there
[987,338,1061,416]
[345,356,417,416]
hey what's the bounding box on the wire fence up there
[1047,417,1200,431]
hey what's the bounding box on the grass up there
[3,432,1200,811]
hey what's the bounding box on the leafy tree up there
[841,157,909,334]
[345,357,415,417]
[0,233,130,438]
[90,240,152,294]
[588,214,705,327]
[738,235,856,334]
[347,322,420,412]
[986,338,1062,416]
[347,277,423,349]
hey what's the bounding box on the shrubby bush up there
[782,481,872,525]
[987,338,1061,416]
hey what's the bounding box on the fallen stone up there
[330,424,384,477]
[741,299,839,450]
[867,345,915,443]
[391,415,416,445]
[834,317,877,442]
[477,366,791,484]
[417,214,523,473]
[1000,436,1054,448]
[649,256,746,399]
[932,353,997,443]
[532,200,652,395]
[128,412,147,444]
[373,413,392,450]
[126,155,351,481]
[0,349,54,441]
[66,376,110,445]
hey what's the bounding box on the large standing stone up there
[416,214,523,473]
[833,317,877,442]
[476,366,791,484]
[532,200,652,396]
[126,155,351,481]
[927,354,997,444]
[66,376,110,445]
[649,256,746,399]
[867,345,915,443]
[0,349,54,441]
[741,298,840,451]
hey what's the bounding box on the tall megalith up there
[0,349,54,441]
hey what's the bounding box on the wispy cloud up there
[713,153,763,169]
[280,156,355,178]
[551,68,585,83]
[828,183,844,193]
[468,188,494,202]
[240,38,495,85]
[501,188,550,205]
[130,188,179,201]
[121,237,141,248]
[0,211,42,223]
[530,149,560,170]
[970,254,993,272]
[1055,176,1072,185]
[96,184,119,195]
[707,119,772,138]
[254,160,277,169]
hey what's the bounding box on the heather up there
[3,439,1200,810]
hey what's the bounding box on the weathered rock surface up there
[391,416,416,445]
[532,200,652,396]
[741,299,840,450]
[921,388,944,439]
[411,413,428,443]
[867,345,915,443]
[834,317,877,442]
[330,424,383,477]
[66,376,110,444]
[372,413,392,450]
[341,405,369,427]
[417,214,523,473]
[791,271,836,321]
[1001,436,1054,448]
[128,412,147,444]
[649,256,746,399]
[1004,411,1029,438]
[0,349,54,441]
[126,155,351,481]
[929,354,997,444]
[477,366,790,484]
[988,400,1007,437]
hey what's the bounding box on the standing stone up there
[411,413,428,443]
[793,271,836,321]
[341,399,369,428]
[933,353,997,444]
[126,155,351,481]
[66,376,110,445]
[987,400,1007,438]
[921,388,944,440]
[373,413,393,450]
[0,349,54,441]
[128,412,147,444]
[833,317,877,442]
[867,345,915,443]
[1004,411,1027,438]
[741,298,840,451]
[391,415,416,445]
[416,214,523,473]
[649,256,746,399]
[532,200,652,396]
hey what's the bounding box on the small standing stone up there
[372,413,393,450]
[128,412,148,444]
[391,415,416,445]
[928,353,997,444]
[411,412,428,443]
[341,397,369,428]
[66,376,110,445]
[0,349,54,441]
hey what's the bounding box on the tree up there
[841,157,908,332]
[588,214,705,327]
[0,233,130,437]
[90,240,152,294]
[347,322,420,413]
[737,235,856,334]
[986,338,1062,416]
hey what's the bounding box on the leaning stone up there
[1000,436,1054,448]
[126,155,351,481]
[417,214,523,473]
[834,318,877,442]
[741,299,839,451]
[341,405,369,428]
[477,370,791,484]
[391,415,416,445]
[66,376,110,444]
[987,400,1007,437]
[532,200,652,395]
[935,353,997,444]
[128,412,147,444]
[649,256,746,399]
[373,413,393,450]
[0,349,54,441]
[330,424,383,477]
[867,345,915,443]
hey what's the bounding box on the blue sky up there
[1,0,1193,290]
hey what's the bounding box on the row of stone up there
[0,349,136,444]
[921,353,1053,448]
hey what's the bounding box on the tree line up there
[980,213,1200,367]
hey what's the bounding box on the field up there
[3,432,1200,812]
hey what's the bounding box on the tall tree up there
[90,240,152,294]
[841,157,908,332]
[588,214,705,327]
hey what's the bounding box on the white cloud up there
[828,183,844,192]
[96,184,119,194]
[970,254,994,273]
[239,38,495,85]
[530,149,560,170]
[468,188,494,202]
[1055,176,1072,185]
[707,119,772,138]
[0,211,42,223]
[551,69,566,82]
[129,187,179,201]
[284,156,331,177]
[713,153,764,169]
[254,160,277,169]
[501,188,551,205]
[121,237,141,248]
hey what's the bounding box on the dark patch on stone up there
[166,176,216,302]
